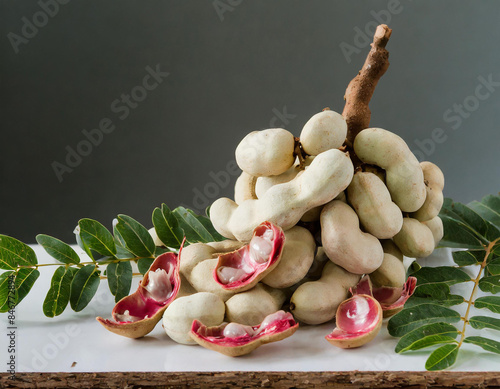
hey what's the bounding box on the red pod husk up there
[97,247,183,338]
[190,310,298,357]
[213,221,285,292]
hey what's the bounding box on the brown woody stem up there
[343,24,392,147]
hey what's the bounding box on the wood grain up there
[1,371,500,388]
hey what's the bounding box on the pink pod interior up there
[378,276,417,311]
[372,286,403,305]
[213,221,285,290]
[335,295,380,334]
[350,275,373,296]
[191,311,297,347]
[111,250,181,324]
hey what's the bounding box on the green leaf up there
[107,261,132,302]
[173,207,217,243]
[189,210,226,242]
[36,234,80,264]
[478,275,500,294]
[388,304,461,337]
[412,266,471,291]
[0,235,37,270]
[452,250,485,266]
[137,258,154,275]
[115,215,155,258]
[152,204,184,249]
[43,266,78,317]
[425,343,459,371]
[464,336,500,354]
[407,260,421,276]
[446,202,500,243]
[112,221,135,259]
[396,322,459,353]
[486,257,500,276]
[475,296,500,314]
[70,265,100,312]
[414,283,452,300]
[468,195,500,229]
[469,316,500,332]
[0,272,16,312]
[15,268,40,305]
[78,219,116,258]
[439,215,485,249]
[405,294,464,308]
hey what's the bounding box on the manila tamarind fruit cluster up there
[99,25,445,355]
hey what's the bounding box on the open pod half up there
[190,310,298,357]
[97,249,181,338]
[214,221,285,292]
[325,294,382,349]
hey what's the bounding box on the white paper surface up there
[2,246,500,373]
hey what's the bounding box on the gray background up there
[1,0,499,242]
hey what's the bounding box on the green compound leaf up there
[78,219,117,259]
[475,296,500,314]
[486,257,500,276]
[413,266,472,286]
[137,258,155,275]
[188,209,226,242]
[469,316,500,332]
[173,207,223,244]
[115,215,155,258]
[404,294,464,309]
[413,283,452,300]
[15,268,40,306]
[396,322,459,353]
[439,215,485,249]
[0,235,37,270]
[468,194,500,229]
[464,336,500,354]
[152,204,184,249]
[425,343,459,371]
[452,250,485,267]
[478,275,500,294]
[36,234,80,264]
[43,266,78,317]
[107,261,132,302]
[388,304,461,337]
[0,271,16,312]
[446,202,500,243]
[70,265,100,312]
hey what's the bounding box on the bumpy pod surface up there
[325,294,382,349]
[369,240,406,289]
[299,110,347,156]
[97,251,181,338]
[347,171,403,239]
[393,218,435,258]
[190,310,298,357]
[321,200,384,274]
[235,128,295,177]
[262,226,316,289]
[162,292,225,345]
[290,261,360,325]
[224,283,286,326]
[214,222,285,292]
[411,162,445,222]
[423,215,444,247]
[210,149,354,241]
[353,128,426,212]
[234,172,258,205]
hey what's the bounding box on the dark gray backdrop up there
[1,0,500,242]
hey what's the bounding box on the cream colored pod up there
[262,226,316,288]
[210,149,354,241]
[235,128,295,177]
[411,162,445,222]
[423,216,444,247]
[369,240,406,288]
[300,110,347,156]
[347,171,403,239]
[162,292,225,345]
[321,200,384,274]
[234,172,257,204]
[224,284,286,326]
[290,261,360,325]
[393,218,435,258]
[353,128,426,213]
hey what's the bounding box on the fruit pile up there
[98,24,445,355]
